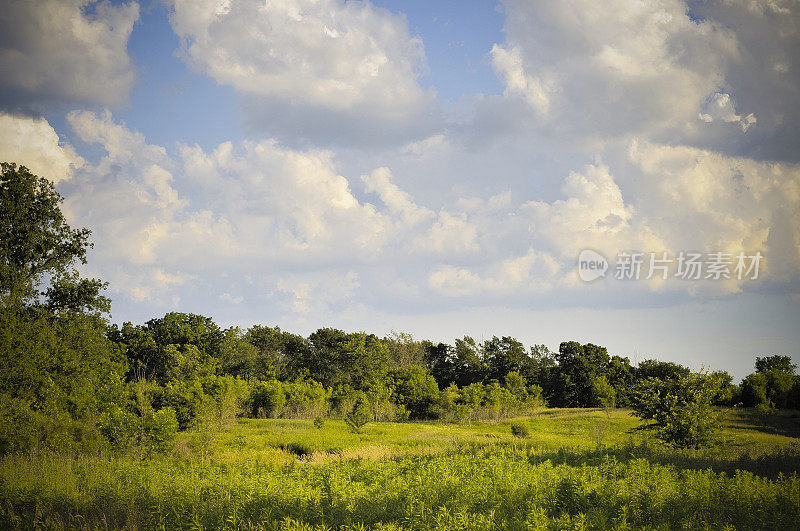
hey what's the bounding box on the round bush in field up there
[510,421,529,438]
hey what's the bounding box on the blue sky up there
[2,0,799,379]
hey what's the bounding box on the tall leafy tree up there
[110,313,222,383]
[451,336,486,386]
[483,336,533,383]
[631,371,724,448]
[754,355,796,375]
[0,163,121,452]
[1,163,107,313]
[552,341,610,407]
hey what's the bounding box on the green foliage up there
[217,326,260,379]
[384,330,425,368]
[636,359,691,381]
[593,375,616,415]
[755,355,797,375]
[249,379,286,418]
[742,357,799,410]
[550,341,611,407]
[387,364,440,420]
[111,313,221,383]
[98,404,139,451]
[144,407,179,454]
[1,412,799,530]
[313,416,325,429]
[0,309,126,454]
[483,336,532,382]
[344,393,371,433]
[632,371,724,448]
[282,378,329,418]
[510,421,529,438]
[155,378,212,430]
[0,163,98,309]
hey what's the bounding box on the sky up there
[1,0,799,380]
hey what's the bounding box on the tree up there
[635,359,691,381]
[249,380,286,418]
[111,313,221,383]
[1,163,105,311]
[483,336,533,382]
[387,364,440,420]
[245,325,304,379]
[345,393,371,433]
[218,326,260,379]
[424,341,457,388]
[741,356,799,410]
[0,163,123,453]
[593,375,616,416]
[552,341,610,407]
[755,355,796,375]
[384,331,425,368]
[631,371,724,448]
[452,336,486,386]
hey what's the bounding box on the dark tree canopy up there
[755,355,797,375]
[0,162,107,314]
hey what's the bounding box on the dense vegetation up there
[2,162,799,529]
[2,411,799,529]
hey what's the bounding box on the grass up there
[1,408,799,529]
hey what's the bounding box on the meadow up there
[1,408,799,530]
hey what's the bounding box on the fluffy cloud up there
[685,0,800,160]
[483,0,800,163]
[0,113,83,182]
[58,111,396,306]
[429,248,561,297]
[12,104,797,316]
[521,163,666,260]
[489,0,738,140]
[0,0,139,111]
[698,92,756,131]
[169,0,439,145]
[626,139,800,287]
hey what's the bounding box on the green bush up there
[631,371,723,448]
[510,421,529,438]
[99,404,139,451]
[144,407,178,454]
[155,378,212,430]
[386,365,441,420]
[0,397,39,454]
[282,378,329,418]
[345,393,371,433]
[249,379,285,418]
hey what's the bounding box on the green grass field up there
[2,408,799,530]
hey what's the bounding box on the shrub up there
[0,397,40,454]
[387,365,441,420]
[313,416,325,429]
[282,378,329,418]
[155,378,213,430]
[510,421,529,438]
[631,371,723,448]
[99,404,139,451]
[593,375,616,416]
[345,393,371,433]
[249,379,285,418]
[145,407,179,454]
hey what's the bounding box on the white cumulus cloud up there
[0,113,83,182]
[169,0,439,145]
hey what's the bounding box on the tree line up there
[1,162,798,454]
